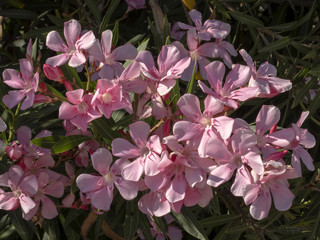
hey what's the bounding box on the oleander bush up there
[0,0,319,239]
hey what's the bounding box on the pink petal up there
[185,168,203,187]
[2,69,24,89]
[44,181,64,198]
[76,174,103,193]
[112,43,137,61]
[187,29,198,51]
[269,181,294,211]
[166,175,187,203]
[20,90,35,110]
[64,19,81,48]
[230,166,252,197]
[121,159,144,182]
[2,90,26,109]
[46,31,68,52]
[157,44,182,73]
[16,126,32,146]
[101,30,112,56]
[205,61,225,93]
[157,79,176,96]
[295,146,315,171]
[207,163,235,187]
[41,196,58,219]
[58,102,78,120]
[249,189,272,220]
[144,154,160,176]
[256,105,280,136]
[189,9,202,29]
[224,64,251,91]
[46,53,70,67]
[19,194,36,214]
[20,175,38,195]
[19,59,33,81]
[76,30,96,50]
[91,148,112,176]
[203,95,224,117]
[115,178,138,200]
[177,94,202,121]
[8,165,24,186]
[173,121,203,142]
[91,186,113,211]
[111,138,141,158]
[35,155,55,168]
[242,183,260,205]
[129,121,150,147]
[68,51,86,67]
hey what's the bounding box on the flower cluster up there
[0,9,316,227]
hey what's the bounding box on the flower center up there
[199,116,211,127]
[104,172,114,185]
[77,102,88,114]
[102,92,113,103]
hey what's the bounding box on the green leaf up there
[51,135,91,154]
[0,224,16,239]
[148,18,163,52]
[138,213,153,240]
[199,214,241,227]
[151,216,168,236]
[172,207,208,240]
[60,65,84,89]
[269,1,315,32]
[94,215,104,240]
[186,57,197,94]
[47,14,65,27]
[44,83,67,100]
[112,21,120,46]
[99,0,120,34]
[292,77,317,108]
[30,135,65,149]
[85,0,101,22]
[307,90,320,117]
[229,11,264,28]
[23,26,58,39]
[124,200,139,240]
[0,9,37,19]
[170,79,180,112]
[8,209,34,240]
[258,37,291,53]
[309,66,320,76]
[92,118,121,144]
[43,218,61,240]
[225,224,250,234]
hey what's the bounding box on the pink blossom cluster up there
[0,12,316,224]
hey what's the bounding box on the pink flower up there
[76,148,138,211]
[174,9,231,41]
[23,172,64,220]
[59,89,102,131]
[46,19,96,67]
[240,49,292,97]
[5,142,23,161]
[242,159,299,220]
[2,59,39,110]
[89,29,137,79]
[91,79,132,119]
[112,121,163,181]
[267,111,316,176]
[136,44,190,119]
[0,165,38,216]
[198,61,258,109]
[173,30,218,81]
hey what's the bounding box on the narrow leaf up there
[0,9,37,19]
[23,26,58,39]
[172,207,208,240]
[138,213,153,240]
[309,66,320,76]
[151,216,168,236]
[199,214,241,227]
[85,0,101,22]
[99,0,120,34]
[30,135,65,149]
[292,77,317,108]
[8,209,34,240]
[307,90,320,117]
[92,118,121,144]
[124,200,139,240]
[170,79,180,111]
[258,37,291,53]
[229,11,264,28]
[186,56,197,94]
[112,21,119,46]
[94,215,104,240]
[43,218,61,240]
[60,65,84,89]
[51,135,91,154]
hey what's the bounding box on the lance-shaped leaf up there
[51,135,91,154]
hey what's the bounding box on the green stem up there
[85,64,91,91]
[7,102,21,142]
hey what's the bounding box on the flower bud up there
[43,63,63,82]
